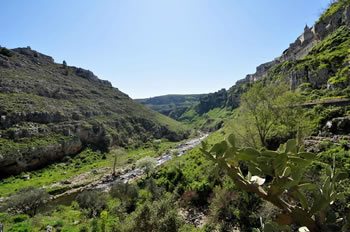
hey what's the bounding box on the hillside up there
[143,0,350,129]
[226,0,350,107]
[0,47,188,176]
[137,91,232,131]
[2,2,350,231]
[168,0,350,117]
[136,94,205,119]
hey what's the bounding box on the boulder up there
[75,68,112,87]
[323,116,350,135]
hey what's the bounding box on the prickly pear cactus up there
[201,134,347,232]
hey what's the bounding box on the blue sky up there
[1,0,330,98]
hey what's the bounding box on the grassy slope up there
[0,48,188,173]
[179,107,233,131]
[268,26,350,99]
[0,139,178,197]
[136,94,205,119]
[318,0,350,22]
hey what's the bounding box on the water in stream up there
[45,133,209,211]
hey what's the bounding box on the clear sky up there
[1,0,330,98]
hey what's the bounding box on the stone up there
[323,116,350,135]
[61,180,71,185]
[22,174,30,180]
[46,225,53,232]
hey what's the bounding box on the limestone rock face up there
[0,46,187,177]
[0,137,83,176]
[226,2,350,107]
[75,68,112,87]
[289,67,330,89]
[243,60,280,84]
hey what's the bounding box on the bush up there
[76,190,107,218]
[12,214,29,223]
[136,156,157,177]
[124,194,181,232]
[0,47,13,57]
[6,187,49,217]
[110,181,139,213]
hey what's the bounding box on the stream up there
[46,132,209,209]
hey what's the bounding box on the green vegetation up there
[136,157,157,177]
[136,94,205,120]
[269,25,350,96]
[0,139,177,197]
[0,47,188,176]
[1,109,349,231]
[2,2,350,231]
[5,187,49,217]
[201,136,348,231]
[179,107,232,131]
[76,191,107,218]
[238,82,305,148]
[0,173,184,231]
[319,0,350,22]
[0,47,13,57]
[138,89,232,131]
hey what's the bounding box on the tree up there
[62,60,67,67]
[76,190,107,217]
[238,82,303,148]
[136,156,157,177]
[111,149,126,176]
[6,187,49,217]
[201,135,347,231]
[110,181,138,203]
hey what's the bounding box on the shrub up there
[110,181,138,213]
[136,156,157,177]
[76,190,107,218]
[12,214,29,223]
[124,194,181,232]
[0,47,13,57]
[6,187,49,217]
[202,135,348,231]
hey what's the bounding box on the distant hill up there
[140,0,350,132]
[137,90,232,131]
[0,47,188,176]
[136,94,206,120]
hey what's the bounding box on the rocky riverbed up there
[50,132,209,201]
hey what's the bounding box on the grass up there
[155,112,188,134]
[318,0,350,22]
[179,108,233,131]
[0,134,71,157]
[267,25,350,101]
[0,132,207,231]
[0,51,189,173]
[0,139,178,197]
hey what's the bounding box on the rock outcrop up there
[227,1,350,107]
[0,46,188,177]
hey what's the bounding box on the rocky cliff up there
[227,0,350,107]
[0,47,188,176]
